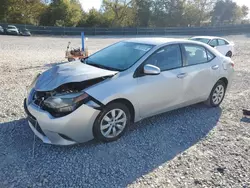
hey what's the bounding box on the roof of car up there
[125,37,192,46]
[190,36,225,40]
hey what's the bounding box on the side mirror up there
[210,44,215,48]
[143,64,161,75]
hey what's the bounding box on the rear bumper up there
[24,99,100,145]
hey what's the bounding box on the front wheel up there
[93,103,131,142]
[205,80,226,107]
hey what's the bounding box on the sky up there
[79,0,250,15]
[79,0,102,11]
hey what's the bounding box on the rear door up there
[135,44,185,118]
[216,39,230,55]
[209,39,223,54]
[180,44,217,103]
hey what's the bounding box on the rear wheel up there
[205,80,226,107]
[93,103,131,142]
[226,51,232,58]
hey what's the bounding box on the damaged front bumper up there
[24,98,100,145]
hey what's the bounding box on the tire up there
[226,51,232,58]
[93,102,131,142]
[205,80,226,107]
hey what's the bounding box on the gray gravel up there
[0,34,250,188]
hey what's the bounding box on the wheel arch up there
[218,77,228,88]
[105,98,135,123]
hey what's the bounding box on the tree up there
[84,8,103,27]
[211,0,248,25]
[40,0,83,26]
[131,0,152,27]
[101,0,132,27]
[150,0,187,27]
[241,5,249,18]
[183,2,201,26]
[1,0,46,25]
[186,0,216,26]
[66,0,83,26]
[0,0,249,27]
[0,0,9,22]
[150,0,168,27]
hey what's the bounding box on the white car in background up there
[5,25,19,35]
[189,36,235,58]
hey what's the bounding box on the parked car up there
[24,38,234,145]
[20,28,31,36]
[0,26,4,34]
[5,25,19,35]
[189,36,235,58]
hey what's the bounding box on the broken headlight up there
[43,92,89,113]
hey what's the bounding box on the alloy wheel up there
[100,109,127,138]
[212,84,225,105]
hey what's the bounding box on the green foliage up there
[132,0,152,27]
[0,0,9,22]
[40,0,83,26]
[1,0,249,27]
[211,0,249,25]
[0,0,46,25]
[101,0,132,27]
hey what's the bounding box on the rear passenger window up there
[218,39,228,45]
[184,44,208,65]
[145,44,182,71]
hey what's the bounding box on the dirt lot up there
[0,34,250,188]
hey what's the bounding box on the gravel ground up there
[0,34,250,188]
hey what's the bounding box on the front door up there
[135,44,185,118]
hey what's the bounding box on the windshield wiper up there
[87,63,120,71]
[80,57,89,63]
[81,58,120,71]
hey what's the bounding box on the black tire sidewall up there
[209,80,226,107]
[226,51,232,58]
[93,103,131,142]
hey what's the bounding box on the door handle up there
[177,73,187,78]
[212,65,219,70]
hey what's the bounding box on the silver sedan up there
[24,38,234,145]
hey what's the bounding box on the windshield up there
[190,38,210,44]
[85,42,154,71]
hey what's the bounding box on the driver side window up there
[144,44,182,71]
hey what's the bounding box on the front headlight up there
[43,92,89,113]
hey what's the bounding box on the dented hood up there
[34,61,118,91]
